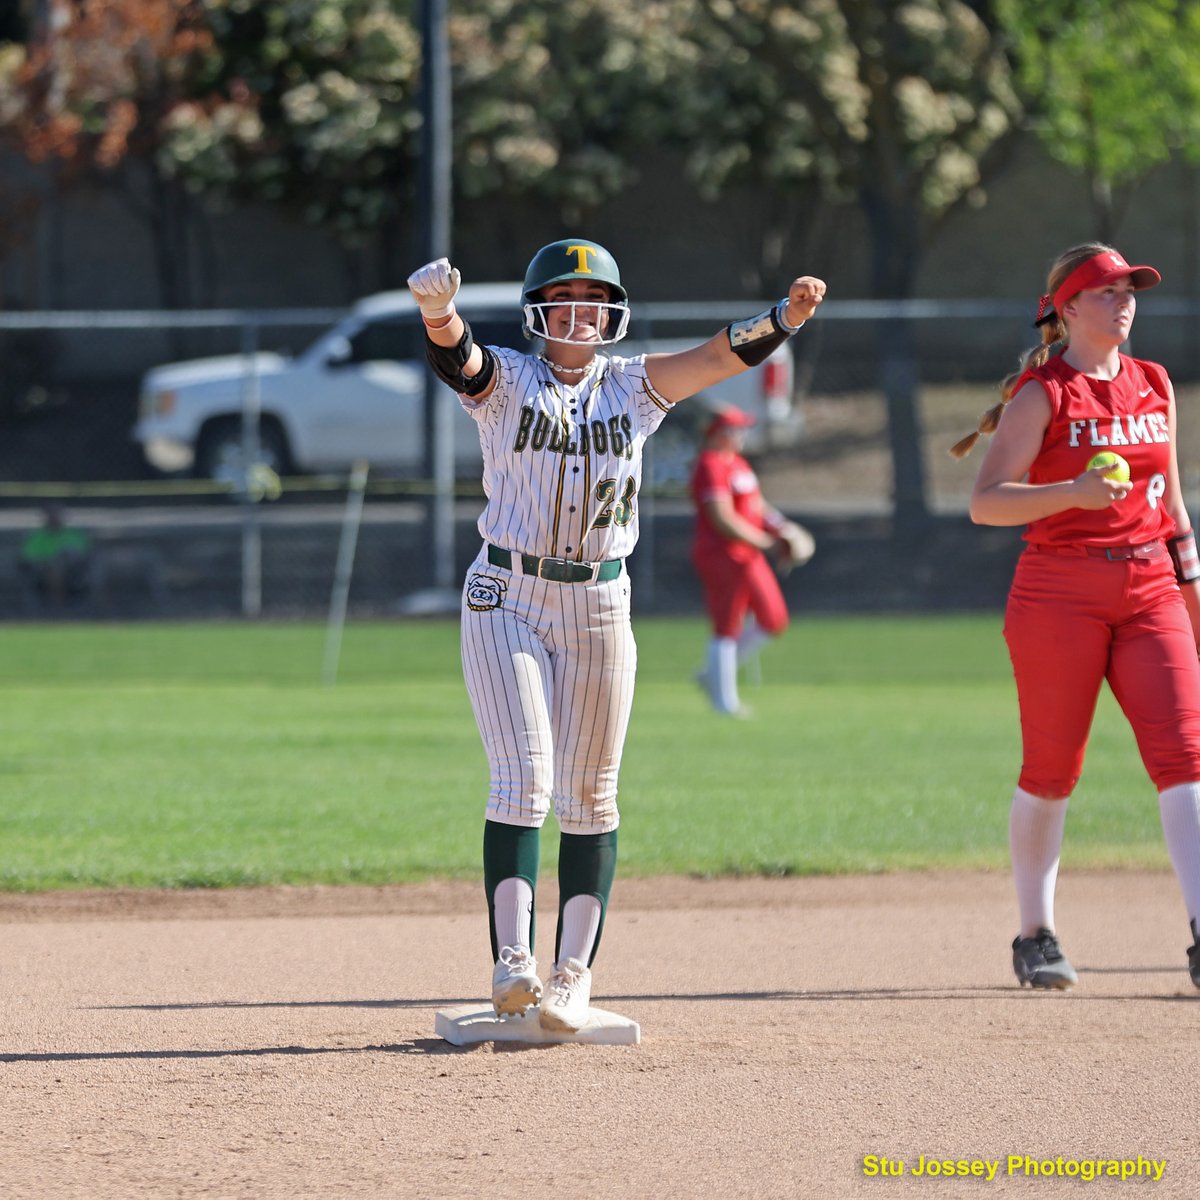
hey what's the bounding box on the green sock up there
[483,820,540,961]
[556,829,618,967]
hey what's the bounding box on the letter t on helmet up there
[521,238,631,345]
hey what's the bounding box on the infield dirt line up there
[1,870,1196,1199]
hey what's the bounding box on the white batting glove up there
[407,257,461,320]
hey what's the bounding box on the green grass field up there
[0,615,1170,891]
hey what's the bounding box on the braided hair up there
[949,242,1117,459]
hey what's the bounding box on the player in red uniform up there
[953,243,1200,990]
[690,405,813,716]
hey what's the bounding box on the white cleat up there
[539,957,593,1032]
[695,667,748,717]
[491,946,542,1017]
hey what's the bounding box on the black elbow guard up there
[461,343,496,396]
[425,320,496,396]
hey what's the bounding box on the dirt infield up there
[2,871,1197,1198]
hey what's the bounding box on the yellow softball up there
[1086,452,1131,483]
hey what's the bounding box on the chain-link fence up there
[3,299,1199,619]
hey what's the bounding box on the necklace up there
[537,354,593,377]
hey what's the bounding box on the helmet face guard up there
[522,299,631,346]
[521,238,630,345]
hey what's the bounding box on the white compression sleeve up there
[492,876,535,953]
[557,893,602,966]
[1009,786,1068,936]
[1158,782,1200,925]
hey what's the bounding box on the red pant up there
[692,550,788,639]
[1004,546,1200,797]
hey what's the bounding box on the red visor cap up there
[707,406,756,434]
[1052,250,1161,313]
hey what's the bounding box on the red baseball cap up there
[706,405,756,434]
[1052,250,1161,314]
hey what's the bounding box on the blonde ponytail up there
[948,323,1061,459]
[948,242,1116,459]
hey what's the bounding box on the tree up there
[996,0,1200,242]
[1,1,430,300]
[667,0,1022,529]
[447,0,690,225]
[4,0,689,295]
[0,10,39,291]
[159,0,695,285]
[1,0,229,310]
[168,0,423,288]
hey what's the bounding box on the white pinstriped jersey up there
[459,346,674,561]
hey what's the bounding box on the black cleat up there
[1012,927,1078,989]
[1187,920,1200,990]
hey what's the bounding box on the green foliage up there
[448,0,692,220]
[2,0,1025,276]
[167,0,422,239]
[675,1,1020,245]
[996,0,1200,234]
[166,0,693,238]
[0,617,1171,891]
[655,2,1021,521]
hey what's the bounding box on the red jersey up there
[691,448,776,564]
[1018,353,1177,548]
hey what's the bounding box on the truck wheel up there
[195,417,291,484]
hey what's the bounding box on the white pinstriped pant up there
[460,549,637,834]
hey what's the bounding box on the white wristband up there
[775,298,805,333]
[1169,531,1200,583]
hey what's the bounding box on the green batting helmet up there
[521,239,628,306]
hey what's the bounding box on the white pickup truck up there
[132,285,798,487]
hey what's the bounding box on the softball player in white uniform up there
[408,240,826,1031]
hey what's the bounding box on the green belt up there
[487,544,622,583]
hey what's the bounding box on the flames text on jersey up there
[1066,412,1170,448]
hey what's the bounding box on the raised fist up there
[407,257,462,320]
[781,276,827,327]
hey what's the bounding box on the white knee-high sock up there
[737,621,770,665]
[557,893,602,966]
[1009,787,1069,937]
[1158,782,1200,926]
[706,636,739,713]
[492,877,534,954]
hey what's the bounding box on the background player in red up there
[953,242,1200,991]
[690,404,814,716]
